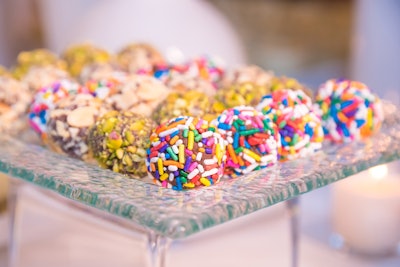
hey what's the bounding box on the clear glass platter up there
[0,101,399,239]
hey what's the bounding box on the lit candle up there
[332,164,400,255]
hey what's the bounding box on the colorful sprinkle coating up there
[88,110,156,178]
[117,43,165,74]
[62,44,110,77]
[82,78,122,100]
[154,55,224,96]
[28,79,82,138]
[155,64,216,96]
[152,90,223,124]
[147,116,226,190]
[257,89,324,161]
[316,79,383,143]
[212,106,279,176]
[184,56,225,89]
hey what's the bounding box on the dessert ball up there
[152,90,223,124]
[215,82,271,109]
[28,79,82,137]
[46,94,110,161]
[147,116,226,190]
[0,76,31,134]
[257,89,324,161]
[117,43,165,74]
[316,79,383,143]
[83,79,122,100]
[0,66,11,77]
[13,49,66,79]
[79,62,127,83]
[22,65,71,94]
[62,44,110,77]
[88,110,156,178]
[185,56,225,89]
[270,76,313,98]
[105,75,170,117]
[155,65,216,96]
[222,65,274,88]
[212,106,279,176]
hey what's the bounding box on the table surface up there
[0,102,399,239]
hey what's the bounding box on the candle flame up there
[368,164,388,180]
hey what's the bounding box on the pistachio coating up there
[88,110,156,178]
[215,82,271,110]
[62,44,110,77]
[13,49,66,79]
[152,90,223,124]
[270,76,313,98]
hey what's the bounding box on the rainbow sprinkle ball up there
[212,106,280,176]
[316,79,384,143]
[147,116,226,190]
[257,89,324,161]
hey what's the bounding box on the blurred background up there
[0,0,398,95]
[0,0,399,266]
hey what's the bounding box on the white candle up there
[332,164,400,256]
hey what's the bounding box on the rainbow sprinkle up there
[316,79,384,143]
[146,116,226,190]
[257,89,324,161]
[212,106,280,176]
[28,79,82,138]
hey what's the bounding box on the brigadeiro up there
[0,76,31,135]
[22,65,71,94]
[146,116,226,190]
[212,106,280,176]
[13,49,66,79]
[105,74,170,117]
[257,89,324,161]
[62,43,110,77]
[28,79,82,138]
[222,65,274,88]
[117,43,165,74]
[79,62,127,84]
[316,79,383,143]
[152,90,222,124]
[46,94,110,162]
[88,110,156,178]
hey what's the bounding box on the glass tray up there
[0,101,399,240]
